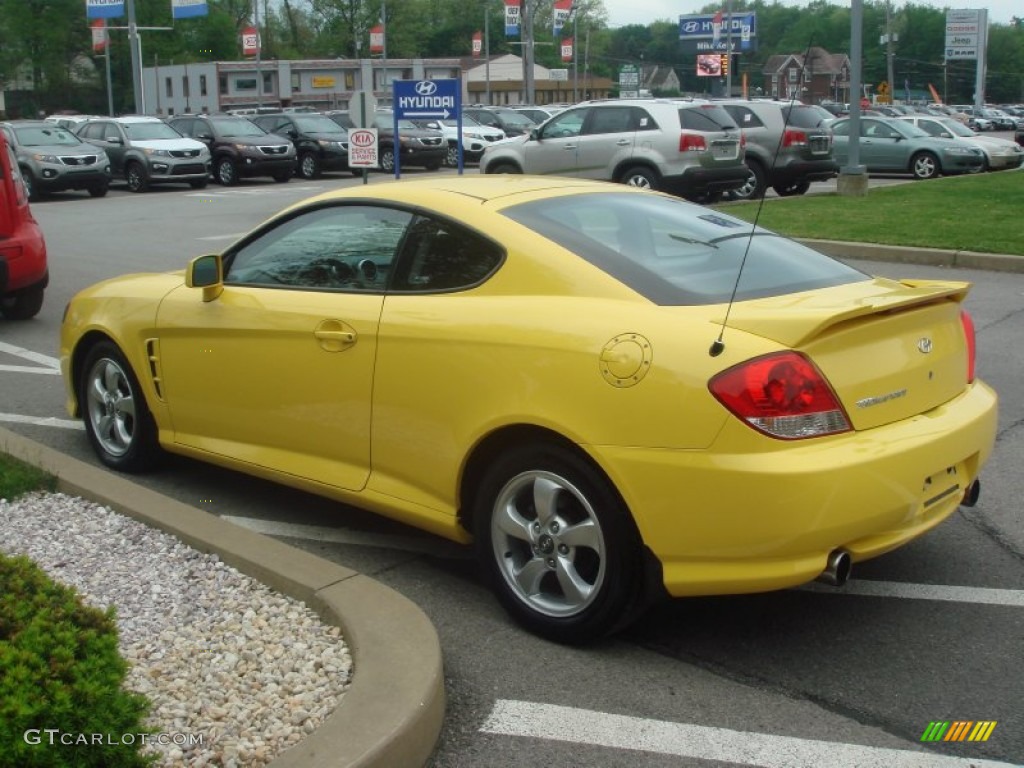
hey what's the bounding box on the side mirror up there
[105,136,123,144]
[529,127,540,141]
[197,132,213,141]
[287,129,298,139]
[186,253,223,302]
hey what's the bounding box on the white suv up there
[479,99,747,201]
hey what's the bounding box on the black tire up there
[0,285,44,320]
[771,180,811,197]
[619,165,659,191]
[216,157,238,186]
[728,161,767,200]
[189,178,208,189]
[910,151,940,180]
[379,147,396,172]
[298,152,321,179]
[88,184,109,198]
[79,341,160,472]
[444,143,459,168]
[473,442,645,644]
[125,162,149,193]
[21,169,41,202]
[486,162,522,175]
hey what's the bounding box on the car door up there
[575,106,638,180]
[859,119,907,171]
[523,107,590,176]
[154,203,414,491]
[82,121,127,174]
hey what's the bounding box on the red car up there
[0,130,47,320]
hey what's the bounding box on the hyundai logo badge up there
[415,81,438,96]
[917,337,933,354]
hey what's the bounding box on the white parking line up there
[0,365,60,375]
[0,413,84,430]
[797,580,1024,608]
[0,341,60,369]
[220,515,471,559]
[481,700,1016,768]
[196,233,246,242]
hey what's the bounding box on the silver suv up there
[76,116,211,192]
[719,100,837,199]
[479,99,747,201]
[0,120,112,201]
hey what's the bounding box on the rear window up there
[678,105,739,132]
[501,192,866,305]
[781,105,833,129]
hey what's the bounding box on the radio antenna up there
[710,39,817,357]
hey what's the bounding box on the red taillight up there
[960,309,976,383]
[709,351,851,439]
[782,129,808,147]
[679,133,707,152]
[740,131,746,148]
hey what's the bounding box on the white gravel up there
[0,491,352,768]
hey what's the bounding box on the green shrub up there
[0,553,154,768]
[0,453,56,500]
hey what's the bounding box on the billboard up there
[679,12,756,53]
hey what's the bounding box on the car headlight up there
[234,144,260,155]
[144,148,171,157]
[32,153,59,164]
[317,140,344,149]
[945,146,977,156]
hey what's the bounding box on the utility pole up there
[838,0,868,197]
[884,0,895,102]
[725,0,733,97]
[484,0,491,104]
[523,0,535,104]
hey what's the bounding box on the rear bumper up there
[668,165,751,195]
[0,223,48,294]
[773,158,839,185]
[587,380,998,597]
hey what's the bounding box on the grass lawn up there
[716,170,1024,256]
[0,452,56,499]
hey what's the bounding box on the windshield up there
[938,119,976,137]
[895,121,929,139]
[293,115,347,133]
[679,105,739,131]
[495,111,536,128]
[123,122,184,140]
[782,105,833,129]
[502,193,866,305]
[209,117,266,137]
[13,126,82,146]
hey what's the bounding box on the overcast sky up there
[604,1,1018,30]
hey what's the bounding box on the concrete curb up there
[0,427,445,768]
[799,239,1024,273]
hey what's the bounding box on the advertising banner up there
[505,0,520,37]
[370,24,385,54]
[171,0,207,19]
[679,12,756,52]
[553,0,572,36]
[561,38,573,62]
[91,19,108,52]
[241,26,259,56]
[945,8,985,60]
[85,0,124,20]
[472,31,482,56]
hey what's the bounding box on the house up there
[642,65,680,95]
[761,47,851,104]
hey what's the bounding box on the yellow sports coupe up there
[61,176,998,643]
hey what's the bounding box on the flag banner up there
[553,0,572,35]
[370,24,384,54]
[505,0,520,37]
[91,19,108,52]
[472,31,482,56]
[86,0,124,20]
[242,26,259,56]
[561,37,573,62]
[172,0,207,19]
[712,9,723,45]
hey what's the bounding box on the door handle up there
[616,139,631,145]
[564,144,578,150]
[314,319,358,352]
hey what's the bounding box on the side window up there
[726,107,764,129]
[541,108,587,139]
[632,108,657,131]
[831,121,850,137]
[225,205,413,291]
[173,120,193,137]
[584,107,634,135]
[393,216,504,292]
[918,120,942,137]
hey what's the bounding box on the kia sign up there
[348,129,378,169]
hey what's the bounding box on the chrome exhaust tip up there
[962,480,981,508]
[816,549,852,587]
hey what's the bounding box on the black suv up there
[720,100,838,199]
[251,112,353,179]
[462,107,538,138]
[325,112,445,172]
[168,114,296,185]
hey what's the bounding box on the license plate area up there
[921,465,963,510]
